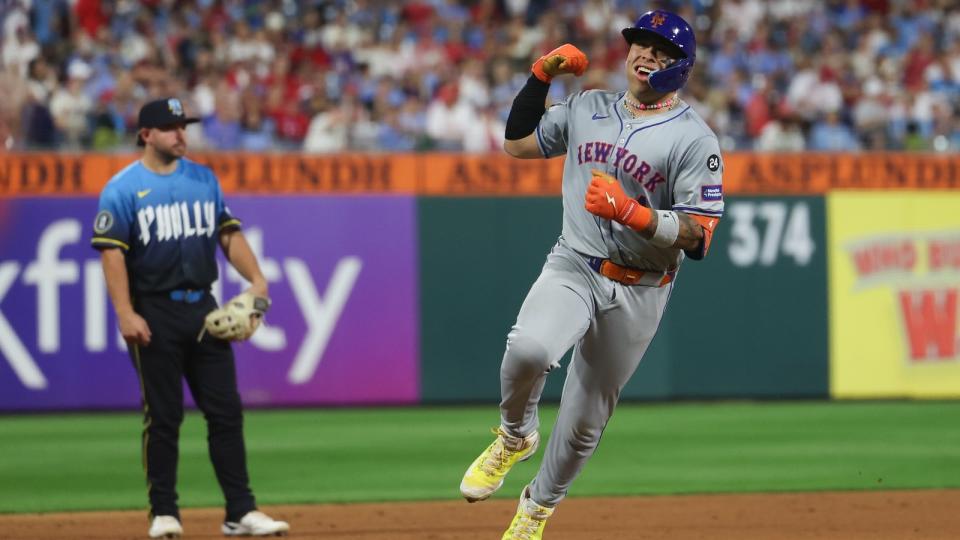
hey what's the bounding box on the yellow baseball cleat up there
[460,427,540,502]
[502,486,554,539]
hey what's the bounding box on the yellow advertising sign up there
[829,192,960,398]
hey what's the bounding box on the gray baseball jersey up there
[497,91,724,507]
[537,90,723,269]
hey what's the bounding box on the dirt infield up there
[3,489,959,539]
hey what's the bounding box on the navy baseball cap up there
[136,98,200,146]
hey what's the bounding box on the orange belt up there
[581,253,674,287]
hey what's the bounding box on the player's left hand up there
[584,170,654,232]
[199,291,271,342]
[247,279,268,300]
[585,170,634,221]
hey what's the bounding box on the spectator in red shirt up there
[74,0,107,38]
[903,34,937,92]
[273,98,310,144]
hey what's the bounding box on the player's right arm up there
[503,134,541,158]
[504,44,588,159]
[101,247,151,346]
[92,181,151,345]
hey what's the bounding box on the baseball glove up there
[199,292,270,342]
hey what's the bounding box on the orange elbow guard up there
[687,214,721,259]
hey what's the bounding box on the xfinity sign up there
[0,196,419,410]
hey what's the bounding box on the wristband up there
[649,210,680,247]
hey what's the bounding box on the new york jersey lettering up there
[576,141,664,193]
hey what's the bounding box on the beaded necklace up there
[623,94,678,116]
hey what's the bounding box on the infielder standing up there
[92,98,289,538]
[459,11,723,539]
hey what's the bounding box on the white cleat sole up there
[460,478,504,503]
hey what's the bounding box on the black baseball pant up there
[130,292,256,522]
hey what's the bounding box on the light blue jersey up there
[91,158,240,293]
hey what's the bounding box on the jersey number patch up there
[707,154,721,172]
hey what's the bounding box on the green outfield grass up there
[2,401,958,513]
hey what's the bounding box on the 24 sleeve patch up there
[707,154,721,172]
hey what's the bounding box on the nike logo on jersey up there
[606,193,617,210]
[592,113,609,120]
[136,201,217,245]
[137,189,151,199]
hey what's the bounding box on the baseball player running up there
[459,10,723,539]
[92,98,289,538]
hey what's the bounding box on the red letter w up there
[898,289,958,361]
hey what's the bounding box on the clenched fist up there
[532,44,589,83]
[584,170,652,231]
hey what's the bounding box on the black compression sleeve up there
[505,74,551,140]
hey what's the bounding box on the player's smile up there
[626,35,680,95]
[634,64,654,82]
[626,50,671,93]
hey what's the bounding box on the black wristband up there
[505,74,551,140]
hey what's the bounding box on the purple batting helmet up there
[621,10,696,93]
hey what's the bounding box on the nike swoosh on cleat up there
[592,113,609,120]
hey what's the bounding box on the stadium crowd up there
[1,0,960,153]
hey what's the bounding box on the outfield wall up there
[0,152,957,410]
[418,196,829,402]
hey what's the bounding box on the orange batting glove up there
[531,43,589,83]
[584,170,652,231]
